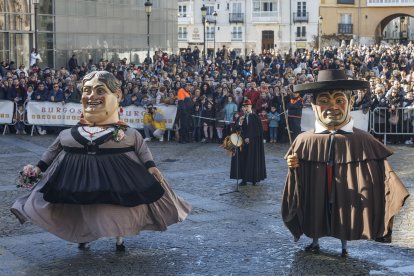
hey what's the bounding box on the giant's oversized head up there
[81,71,122,125]
[293,70,369,130]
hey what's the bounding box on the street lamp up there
[213,11,217,61]
[145,0,152,64]
[318,16,323,50]
[400,16,405,44]
[201,5,207,61]
[33,0,39,51]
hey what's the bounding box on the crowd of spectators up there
[1,42,414,144]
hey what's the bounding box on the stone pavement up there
[0,134,413,275]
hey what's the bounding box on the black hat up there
[293,69,369,94]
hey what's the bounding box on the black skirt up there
[39,151,165,207]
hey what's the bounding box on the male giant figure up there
[281,69,409,257]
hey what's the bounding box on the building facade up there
[0,0,178,69]
[320,0,414,46]
[177,0,320,57]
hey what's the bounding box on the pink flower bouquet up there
[17,164,41,189]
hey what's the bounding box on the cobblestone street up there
[0,134,413,275]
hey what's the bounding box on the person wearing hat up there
[281,69,409,257]
[230,99,266,186]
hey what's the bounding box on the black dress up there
[230,113,267,183]
[39,126,165,207]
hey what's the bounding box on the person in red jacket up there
[244,82,260,108]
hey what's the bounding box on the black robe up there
[230,113,267,183]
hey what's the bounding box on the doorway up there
[262,31,274,52]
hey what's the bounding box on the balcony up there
[231,32,243,41]
[338,23,353,34]
[229,13,244,23]
[251,11,280,23]
[295,35,307,41]
[205,15,216,24]
[367,0,414,6]
[293,12,309,23]
[178,13,193,24]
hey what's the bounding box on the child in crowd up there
[201,101,215,143]
[192,104,202,142]
[13,105,26,135]
[215,105,225,143]
[268,106,281,143]
[259,109,269,143]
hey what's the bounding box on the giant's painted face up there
[312,90,354,130]
[81,77,119,124]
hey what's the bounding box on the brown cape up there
[281,128,409,241]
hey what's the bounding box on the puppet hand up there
[287,153,299,168]
[148,167,164,183]
[244,138,249,144]
[34,166,42,176]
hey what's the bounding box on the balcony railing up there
[295,35,307,41]
[178,13,193,24]
[338,23,353,34]
[251,11,280,23]
[229,13,244,23]
[293,12,309,23]
[205,15,216,24]
[367,0,414,6]
[231,32,243,41]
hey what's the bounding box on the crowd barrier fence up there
[370,106,414,144]
[2,101,414,145]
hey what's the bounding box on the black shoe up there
[78,243,87,249]
[304,243,320,253]
[252,182,257,186]
[341,249,348,258]
[116,242,126,252]
[239,181,247,186]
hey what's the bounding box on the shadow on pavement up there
[288,250,389,275]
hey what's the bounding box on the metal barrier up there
[2,101,18,135]
[370,106,414,144]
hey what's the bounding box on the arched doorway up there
[377,14,414,44]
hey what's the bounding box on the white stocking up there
[116,236,123,245]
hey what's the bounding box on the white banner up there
[26,102,177,129]
[300,107,369,132]
[0,100,14,124]
[26,102,83,126]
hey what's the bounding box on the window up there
[337,0,355,4]
[340,14,352,24]
[178,27,187,40]
[253,1,278,12]
[178,5,187,17]
[206,26,215,40]
[206,5,215,16]
[232,26,242,40]
[232,2,242,13]
[296,26,306,37]
[297,2,306,16]
[339,14,353,34]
